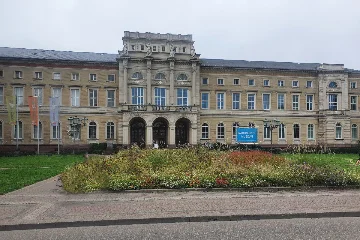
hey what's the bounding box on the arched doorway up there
[130,117,146,148]
[175,118,191,145]
[153,118,168,148]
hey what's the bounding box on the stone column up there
[123,58,129,103]
[169,60,175,105]
[191,62,197,105]
[191,122,197,145]
[146,125,153,147]
[169,124,176,147]
[146,59,152,104]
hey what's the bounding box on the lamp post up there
[263,119,282,145]
[68,116,88,154]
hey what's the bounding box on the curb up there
[1,211,360,231]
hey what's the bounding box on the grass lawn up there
[0,155,85,194]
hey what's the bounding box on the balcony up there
[121,104,197,112]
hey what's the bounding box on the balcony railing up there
[121,104,197,112]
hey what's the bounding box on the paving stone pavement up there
[1,176,360,228]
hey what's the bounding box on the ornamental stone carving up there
[169,44,175,58]
[122,43,128,56]
[190,45,196,58]
[145,43,152,57]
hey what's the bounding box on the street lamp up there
[263,118,282,145]
[67,116,88,153]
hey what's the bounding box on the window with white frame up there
[248,79,255,86]
[14,87,24,105]
[33,121,43,139]
[307,124,314,139]
[232,122,239,139]
[132,72,143,80]
[131,87,144,105]
[263,93,270,110]
[217,92,225,109]
[217,123,225,139]
[34,71,43,80]
[52,88,62,105]
[88,121,97,139]
[232,93,240,110]
[277,93,285,110]
[306,95,313,111]
[52,123,61,139]
[155,87,166,106]
[278,123,286,139]
[263,126,271,139]
[89,89,98,107]
[106,122,115,139]
[201,123,209,139]
[278,80,284,87]
[70,89,80,107]
[350,96,357,110]
[71,73,80,81]
[89,74,97,81]
[292,95,299,110]
[177,88,188,106]
[202,78,208,85]
[352,124,358,140]
[107,74,115,82]
[350,82,357,89]
[53,72,61,80]
[306,81,313,88]
[14,71,23,79]
[155,73,165,80]
[201,92,209,109]
[13,121,23,139]
[335,123,342,139]
[263,79,270,86]
[247,93,255,110]
[292,80,299,87]
[293,124,300,139]
[177,74,188,81]
[33,87,43,106]
[107,90,115,107]
[217,78,224,85]
[328,94,338,110]
[0,86,3,105]
[70,124,80,140]
[233,78,240,85]
[152,46,157,52]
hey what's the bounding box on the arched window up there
[217,123,225,139]
[155,73,165,80]
[131,72,143,80]
[13,121,23,139]
[336,123,342,139]
[201,123,209,139]
[279,123,286,139]
[352,124,358,140]
[293,124,300,139]
[177,73,188,81]
[232,122,239,139]
[88,121,97,139]
[106,122,115,139]
[307,124,314,139]
[33,121,43,139]
[329,81,337,88]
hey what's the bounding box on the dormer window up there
[177,73,187,81]
[132,72,143,80]
[155,73,165,80]
[329,81,337,88]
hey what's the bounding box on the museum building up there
[0,31,359,149]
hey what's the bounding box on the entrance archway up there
[153,118,168,148]
[175,118,191,145]
[130,117,146,148]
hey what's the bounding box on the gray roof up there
[0,47,119,63]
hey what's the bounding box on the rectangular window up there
[308,124,314,139]
[201,92,209,109]
[351,96,357,110]
[217,78,224,85]
[89,74,97,81]
[33,88,43,106]
[14,87,24,105]
[34,71,43,79]
[153,46,157,52]
[107,74,115,82]
[15,71,23,79]
[52,88,62,105]
[107,90,115,107]
[306,81,313,88]
[217,92,225,109]
[329,94,338,111]
[71,73,80,81]
[292,80,299,87]
[177,88,188,106]
[0,86,3,105]
[263,79,270,86]
[278,80,284,87]
[162,46,165,51]
[232,93,240,110]
[0,70,3,77]
[233,79,240,85]
[155,88,166,106]
[262,93,270,110]
[350,82,357,89]
[107,123,115,139]
[52,124,61,139]
[131,87,144,105]
[53,72,61,80]
[14,121,23,139]
[263,126,271,139]
[292,95,299,110]
[247,93,255,110]
[33,122,43,139]
[71,89,80,107]
[202,78,208,85]
[277,94,285,110]
[293,124,300,139]
[182,47,186,52]
[306,95,313,111]
[89,89,98,106]
[279,124,285,139]
[248,79,255,86]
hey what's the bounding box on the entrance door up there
[130,118,146,148]
[175,118,190,145]
[153,118,168,148]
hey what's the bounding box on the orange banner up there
[28,96,39,126]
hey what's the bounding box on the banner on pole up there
[6,96,16,126]
[28,96,39,126]
[50,97,60,126]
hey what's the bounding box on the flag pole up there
[36,96,39,155]
[16,96,19,151]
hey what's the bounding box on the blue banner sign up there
[236,128,258,143]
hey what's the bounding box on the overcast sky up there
[0,0,359,69]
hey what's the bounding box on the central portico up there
[118,31,200,147]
